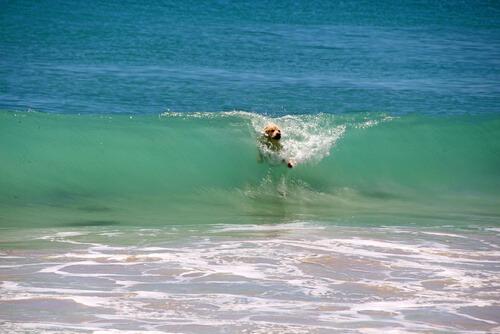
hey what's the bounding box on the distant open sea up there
[1,1,499,333]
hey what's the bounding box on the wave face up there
[1,110,499,227]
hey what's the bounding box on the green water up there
[1,111,498,228]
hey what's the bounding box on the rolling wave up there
[1,110,498,227]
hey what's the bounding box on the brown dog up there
[259,124,295,168]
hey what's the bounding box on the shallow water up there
[1,223,499,333]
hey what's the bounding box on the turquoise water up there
[1,1,499,332]
[1,111,499,228]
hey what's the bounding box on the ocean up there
[1,1,499,333]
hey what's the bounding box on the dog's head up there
[264,124,281,141]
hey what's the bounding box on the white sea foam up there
[247,113,346,166]
[55,232,87,237]
[93,331,166,334]
[213,222,323,232]
[1,224,498,333]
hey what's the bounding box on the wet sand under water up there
[0,223,499,333]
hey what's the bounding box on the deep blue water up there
[1,0,499,115]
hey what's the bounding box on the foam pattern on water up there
[244,112,347,166]
[1,224,498,333]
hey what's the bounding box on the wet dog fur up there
[258,124,295,168]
